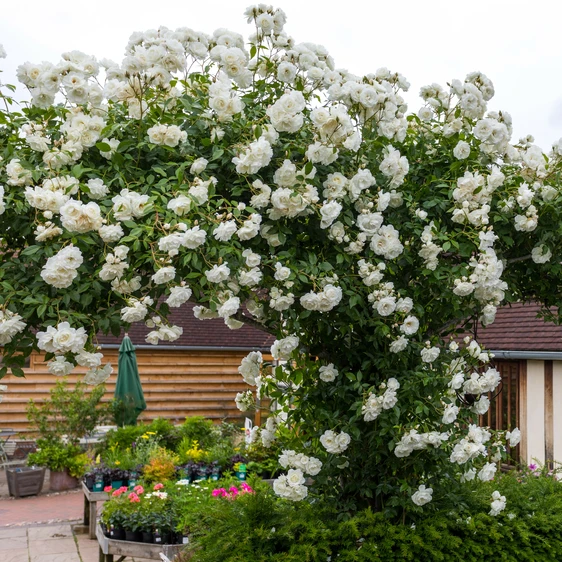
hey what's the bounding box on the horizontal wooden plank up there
[0,349,257,432]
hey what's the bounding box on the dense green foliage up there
[185,471,562,562]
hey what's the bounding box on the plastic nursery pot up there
[194,475,207,482]
[93,480,104,492]
[84,475,95,490]
[109,527,125,541]
[235,471,247,481]
[142,532,154,543]
[125,530,143,542]
[111,480,124,489]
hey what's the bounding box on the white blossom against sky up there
[1,0,561,150]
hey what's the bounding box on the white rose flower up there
[478,462,497,482]
[318,363,339,382]
[421,346,440,363]
[453,141,471,160]
[152,266,176,285]
[411,484,433,506]
[506,428,521,447]
[205,263,231,283]
[271,335,299,360]
[400,316,419,335]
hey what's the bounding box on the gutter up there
[490,350,562,360]
[99,344,271,352]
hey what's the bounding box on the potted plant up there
[27,440,89,491]
[6,465,46,497]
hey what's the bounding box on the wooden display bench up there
[96,524,187,561]
[82,482,109,539]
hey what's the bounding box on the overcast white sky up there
[1,0,561,150]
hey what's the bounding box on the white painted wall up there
[553,362,562,465]
[525,360,545,465]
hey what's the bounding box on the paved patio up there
[0,523,156,562]
[0,470,157,561]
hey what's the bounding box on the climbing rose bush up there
[0,4,557,514]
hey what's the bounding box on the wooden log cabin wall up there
[0,304,274,435]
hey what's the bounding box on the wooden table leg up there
[84,493,90,527]
[98,545,105,562]
[89,500,97,539]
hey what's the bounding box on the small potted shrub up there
[27,440,89,491]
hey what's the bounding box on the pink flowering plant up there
[0,3,558,514]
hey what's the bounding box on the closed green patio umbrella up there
[114,335,146,426]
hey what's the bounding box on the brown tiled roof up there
[474,302,562,352]
[96,302,274,350]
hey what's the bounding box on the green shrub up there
[27,379,110,444]
[28,440,89,477]
[178,417,219,449]
[186,473,562,562]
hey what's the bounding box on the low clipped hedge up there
[185,472,562,562]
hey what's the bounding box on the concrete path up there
[0,523,155,562]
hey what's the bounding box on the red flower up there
[104,486,113,493]
[128,492,140,503]
[153,483,164,490]
[134,485,144,494]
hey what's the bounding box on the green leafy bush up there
[28,440,89,477]
[186,473,562,562]
[26,379,110,444]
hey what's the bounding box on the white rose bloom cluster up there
[489,491,507,516]
[394,429,449,458]
[362,378,400,421]
[379,146,409,188]
[300,283,342,313]
[208,73,245,122]
[418,221,442,271]
[41,244,83,288]
[217,295,240,319]
[269,287,295,311]
[270,335,299,361]
[112,189,150,221]
[266,90,305,133]
[370,224,404,260]
[111,276,141,295]
[328,70,409,142]
[83,363,113,385]
[449,424,491,464]
[37,321,87,354]
[232,137,273,175]
[235,390,254,412]
[99,245,129,281]
[6,159,33,186]
[318,363,339,382]
[147,124,187,147]
[279,449,322,476]
[76,350,103,368]
[514,205,538,232]
[25,175,79,214]
[145,316,183,345]
[48,356,75,376]
[0,310,27,344]
[120,296,154,323]
[273,468,308,501]
[238,351,263,386]
[60,199,103,233]
[411,484,433,506]
[320,429,351,454]
[21,122,50,153]
[462,367,501,396]
[99,224,124,244]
